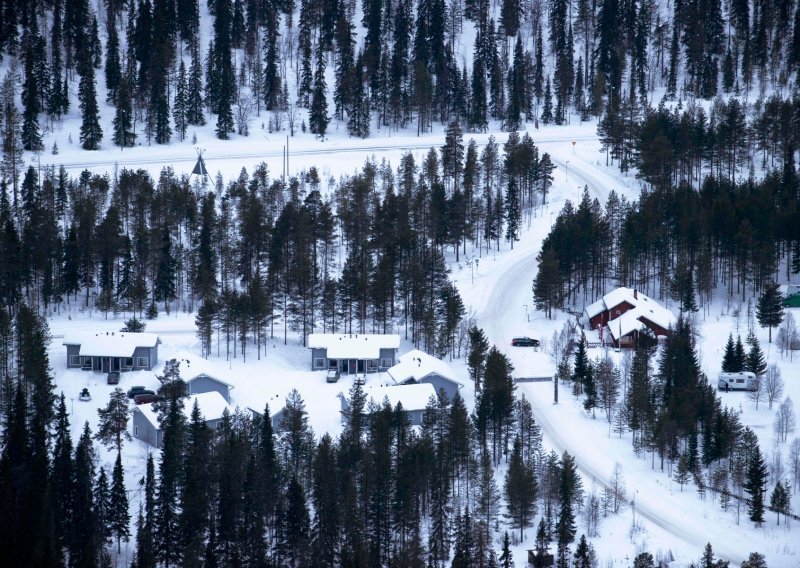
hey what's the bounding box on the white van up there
[718,371,758,391]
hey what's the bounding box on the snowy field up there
[38,118,799,567]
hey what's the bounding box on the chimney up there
[633,289,638,300]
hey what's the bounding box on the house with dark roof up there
[63,331,161,372]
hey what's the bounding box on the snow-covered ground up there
[42,122,800,567]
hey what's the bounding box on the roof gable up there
[387,349,462,386]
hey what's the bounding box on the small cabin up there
[64,331,161,372]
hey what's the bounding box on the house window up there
[124,358,133,368]
[134,425,139,437]
[136,356,148,368]
[367,359,378,371]
[380,358,393,368]
[69,355,80,366]
[314,357,325,369]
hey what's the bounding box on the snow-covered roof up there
[187,373,234,389]
[602,287,638,311]
[634,297,676,331]
[63,331,160,358]
[607,310,646,340]
[361,383,437,412]
[584,298,606,319]
[387,349,462,386]
[308,333,400,360]
[135,391,233,429]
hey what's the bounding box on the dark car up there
[133,393,159,405]
[107,371,120,385]
[511,336,540,347]
[127,385,155,399]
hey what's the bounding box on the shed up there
[132,391,232,448]
[63,331,161,372]
[387,349,464,401]
[186,373,234,403]
[308,333,400,374]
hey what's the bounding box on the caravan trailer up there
[718,371,758,392]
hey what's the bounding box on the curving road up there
[476,160,742,564]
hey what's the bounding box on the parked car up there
[78,388,92,402]
[133,393,159,405]
[127,385,155,399]
[107,371,120,385]
[511,336,540,347]
[354,374,366,386]
[326,369,341,383]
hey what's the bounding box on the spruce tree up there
[467,325,490,393]
[109,451,130,553]
[105,8,122,102]
[505,437,536,541]
[71,423,100,566]
[745,443,768,526]
[186,40,206,125]
[745,332,767,376]
[541,77,553,124]
[721,334,737,372]
[21,38,43,151]
[178,400,212,566]
[155,387,186,567]
[309,45,329,137]
[79,59,103,150]
[95,466,112,546]
[499,531,514,568]
[734,335,747,372]
[173,60,188,141]
[504,177,521,247]
[756,281,785,342]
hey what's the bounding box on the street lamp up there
[523,304,529,322]
[565,160,570,182]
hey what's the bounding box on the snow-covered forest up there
[1,0,800,566]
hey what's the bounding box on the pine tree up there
[109,451,130,553]
[95,388,131,453]
[173,60,188,141]
[155,385,186,567]
[571,335,590,396]
[534,248,563,319]
[769,480,790,525]
[135,454,157,568]
[154,227,177,311]
[347,55,370,138]
[309,45,329,137]
[71,423,100,566]
[504,177,521,247]
[582,364,597,416]
[79,59,103,150]
[50,393,73,549]
[673,453,691,490]
[734,335,747,371]
[283,476,311,567]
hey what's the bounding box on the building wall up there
[133,346,154,370]
[132,411,159,447]
[189,376,230,403]
[421,374,460,401]
[311,348,328,370]
[378,348,397,369]
[67,345,81,367]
